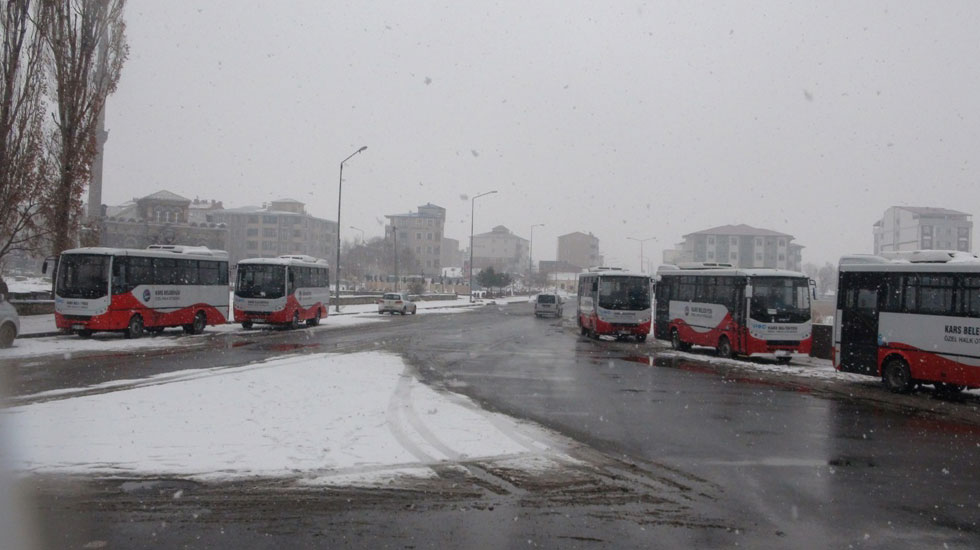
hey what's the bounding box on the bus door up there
[838,272,882,375]
[654,278,671,338]
[733,278,747,352]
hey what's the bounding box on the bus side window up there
[962,277,980,317]
[287,270,296,295]
[112,257,128,294]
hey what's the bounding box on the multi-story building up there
[440,237,463,269]
[385,203,446,278]
[557,232,602,271]
[100,190,228,251]
[664,224,803,271]
[472,225,529,276]
[873,206,972,254]
[211,199,337,268]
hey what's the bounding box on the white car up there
[378,292,417,315]
[534,293,564,318]
[0,293,20,348]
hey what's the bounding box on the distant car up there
[0,293,20,348]
[534,293,563,318]
[378,292,417,315]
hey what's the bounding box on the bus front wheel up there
[289,311,300,330]
[671,329,690,351]
[241,321,253,330]
[306,311,321,327]
[716,337,733,359]
[125,315,144,339]
[882,358,913,393]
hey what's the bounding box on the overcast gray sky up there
[102,0,980,269]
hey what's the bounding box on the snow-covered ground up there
[1,297,481,360]
[4,352,574,485]
[3,276,51,294]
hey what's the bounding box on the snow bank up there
[4,352,570,485]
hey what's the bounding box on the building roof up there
[558,231,596,240]
[385,203,446,219]
[683,224,792,239]
[271,198,303,204]
[895,206,971,217]
[140,190,191,203]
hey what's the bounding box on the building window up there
[262,241,275,250]
[730,252,737,260]
[730,237,738,245]
[263,228,276,238]
[293,230,301,238]
[707,251,714,260]
[755,238,762,246]
[707,237,715,245]
[246,228,258,237]
[263,215,277,224]
[778,253,785,261]
[247,215,259,224]
[427,233,433,240]
[756,253,762,261]
[416,232,422,240]
[246,241,258,250]
[778,239,785,248]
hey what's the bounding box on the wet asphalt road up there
[5,301,980,549]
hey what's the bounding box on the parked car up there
[534,293,563,318]
[378,292,417,315]
[0,293,20,348]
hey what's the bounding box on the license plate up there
[72,324,85,330]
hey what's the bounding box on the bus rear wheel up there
[882,357,913,393]
[716,336,733,359]
[125,315,144,339]
[241,321,253,330]
[289,311,300,330]
[184,311,206,335]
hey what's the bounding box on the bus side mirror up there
[42,259,49,274]
[744,285,753,298]
[809,278,817,299]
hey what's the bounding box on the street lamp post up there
[468,190,498,302]
[349,225,365,244]
[335,146,367,313]
[627,236,656,273]
[528,223,544,284]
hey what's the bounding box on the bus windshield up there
[236,265,285,299]
[598,276,650,311]
[749,277,811,321]
[56,254,110,299]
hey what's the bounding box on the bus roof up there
[578,268,649,279]
[237,255,330,267]
[656,265,808,278]
[839,251,980,273]
[60,246,229,260]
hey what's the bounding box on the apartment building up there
[873,206,972,254]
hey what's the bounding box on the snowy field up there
[4,352,574,485]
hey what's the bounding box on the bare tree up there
[41,0,127,256]
[0,0,51,287]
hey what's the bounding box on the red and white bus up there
[50,245,229,338]
[233,255,330,329]
[576,268,652,341]
[654,264,813,361]
[835,251,980,393]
